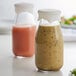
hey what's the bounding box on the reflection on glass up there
[35,70,63,76]
[12,57,63,76]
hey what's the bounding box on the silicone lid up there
[15,3,34,14]
[38,9,61,23]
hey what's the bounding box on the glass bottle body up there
[12,25,36,57]
[35,23,63,71]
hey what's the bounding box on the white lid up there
[15,3,34,14]
[16,12,36,25]
[38,9,61,23]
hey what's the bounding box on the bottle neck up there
[15,12,36,26]
[39,19,60,26]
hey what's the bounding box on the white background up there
[0,0,76,20]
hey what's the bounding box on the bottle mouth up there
[38,9,61,15]
[15,2,34,7]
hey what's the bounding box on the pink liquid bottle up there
[12,3,36,57]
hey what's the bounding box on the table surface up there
[0,35,76,76]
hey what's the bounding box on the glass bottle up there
[12,3,36,57]
[35,9,64,71]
